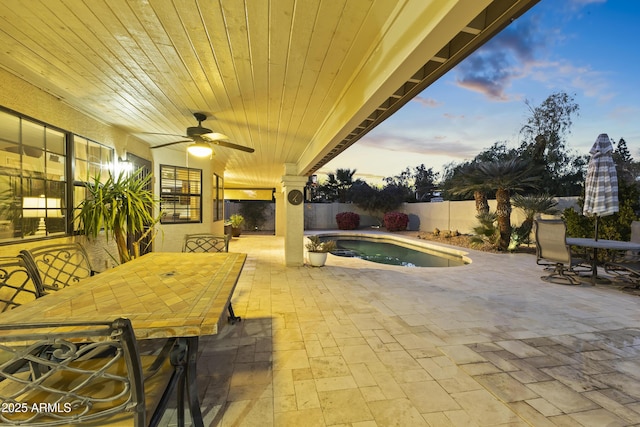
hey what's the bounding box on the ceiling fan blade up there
[201,132,230,141]
[142,132,189,138]
[150,140,192,149]
[201,136,255,153]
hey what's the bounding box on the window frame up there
[159,164,203,224]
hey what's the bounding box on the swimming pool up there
[317,234,469,267]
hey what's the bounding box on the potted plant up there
[305,235,336,267]
[76,170,160,264]
[229,214,244,237]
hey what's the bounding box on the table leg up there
[184,336,204,427]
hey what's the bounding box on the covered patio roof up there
[0,0,539,189]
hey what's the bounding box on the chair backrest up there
[534,219,571,264]
[0,256,42,312]
[183,234,229,253]
[0,318,145,426]
[19,243,93,292]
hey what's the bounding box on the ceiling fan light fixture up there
[187,142,213,157]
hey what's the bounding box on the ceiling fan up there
[149,113,254,157]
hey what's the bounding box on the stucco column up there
[274,191,285,237]
[281,173,308,267]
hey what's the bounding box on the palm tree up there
[511,193,559,246]
[450,159,541,250]
[335,168,357,203]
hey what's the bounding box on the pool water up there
[323,237,467,267]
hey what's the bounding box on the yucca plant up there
[75,170,160,264]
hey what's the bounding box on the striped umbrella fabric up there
[583,133,618,239]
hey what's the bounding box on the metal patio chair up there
[604,220,640,287]
[0,318,174,426]
[182,233,230,253]
[534,219,588,285]
[0,256,42,312]
[19,242,95,293]
[182,233,240,323]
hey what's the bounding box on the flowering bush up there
[336,212,360,230]
[383,212,409,231]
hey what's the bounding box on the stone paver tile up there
[360,385,386,402]
[439,345,487,365]
[461,362,503,376]
[374,329,397,344]
[368,398,429,426]
[451,389,524,426]
[274,407,325,427]
[272,349,309,370]
[274,394,297,413]
[541,365,607,392]
[272,369,295,396]
[341,344,381,364]
[349,363,378,387]
[317,389,373,425]
[496,340,547,358]
[569,408,627,427]
[392,368,432,384]
[294,379,320,409]
[548,414,584,426]
[473,372,539,402]
[442,409,480,427]
[583,390,640,423]
[593,372,640,400]
[417,357,459,380]
[524,397,563,417]
[374,371,406,400]
[309,355,351,378]
[422,412,455,427]
[436,371,483,394]
[526,380,600,413]
[219,398,274,427]
[400,380,460,413]
[314,375,358,392]
[377,350,423,372]
[508,401,557,427]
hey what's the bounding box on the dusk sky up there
[321,0,639,185]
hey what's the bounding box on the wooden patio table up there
[0,251,247,427]
[566,238,640,284]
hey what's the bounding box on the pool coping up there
[306,229,473,266]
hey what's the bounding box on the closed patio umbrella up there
[583,133,618,240]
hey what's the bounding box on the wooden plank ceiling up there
[0,0,539,188]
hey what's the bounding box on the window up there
[72,136,114,230]
[0,108,115,243]
[213,173,223,221]
[160,165,202,223]
[0,110,67,241]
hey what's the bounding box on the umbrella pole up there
[594,215,599,241]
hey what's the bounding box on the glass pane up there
[75,159,88,181]
[75,137,87,160]
[0,111,19,143]
[22,152,45,175]
[46,153,65,180]
[22,120,44,149]
[46,128,65,155]
[88,142,101,163]
[0,141,21,173]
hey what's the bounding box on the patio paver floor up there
[160,233,640,426]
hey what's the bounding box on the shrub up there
[383,212,409,231]
[336,212,360,230]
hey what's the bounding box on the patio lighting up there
[187,141,213,157]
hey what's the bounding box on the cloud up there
[454,16,544,101]
[358,133,479,159]
[411,96,441,108]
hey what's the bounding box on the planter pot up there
[232,227,242,237]
[308,251,328,267]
